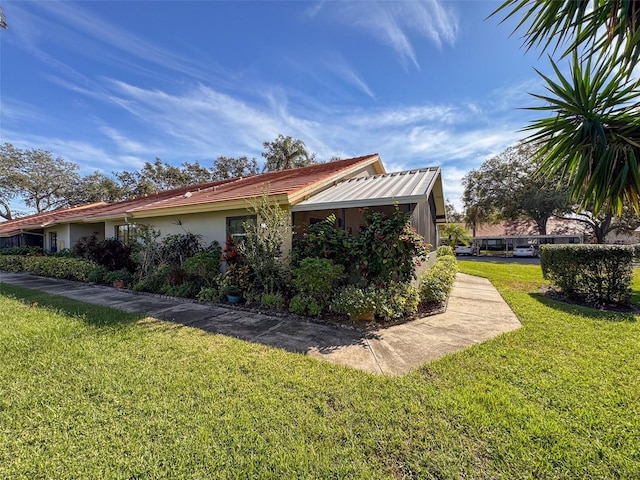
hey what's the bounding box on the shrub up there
[87,266,109,284]
[373,282,421,320]
[420,255,458,304]
[163,281,201,299]
[0,256,98,282]
[160,232,204,267]
[73,234,135,272]
[331,285,377,319]
[104,269,133,285]
[132,265,170,293]
[436,245,455,257]
[289,294,322,317]
[260,292,285,310]
[540,244,633,305]
[0,255,25,271]
[292,207,429,285]
[198,286,223,303]
[291,257,344,312]
[0,246,43,256]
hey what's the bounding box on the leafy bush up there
[436,245,455,257]
[292,207,429,285]
[260,292,285,310]
[132,265,170,293]
[0,255,26,271]
[420,254,458,304]
[162,281,201,299]
[0,246,43,256]
[0,255,98,282]
[198,286,223,303]
[331,285,377,319]
[104,269,133,285]
[160,232,204,267]
[289,294,322,317]
[87,266,109,284]
[73,234,135,272]
[540,244,633,305]
[291,257,344,313]
[184,252,222,287]
[373,282,421,320]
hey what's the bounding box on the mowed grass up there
[1,262,639,479]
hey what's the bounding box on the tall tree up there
[445,199,464,223]
[212,156,259,180]
[0,143,81,219]
[462,143,569,235]
[493,1,640,216]
[71,172,128,205]
[262,134,317,172]
[114,158,215,197]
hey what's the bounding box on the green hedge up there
[0,246,43,256]
[539,244,633,305]
[0,255,98,283]
[419,254,458,304]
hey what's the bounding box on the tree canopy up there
[262,135,317,172]
[1,135,331,219]
[0,143,81,220]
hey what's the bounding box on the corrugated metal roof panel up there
[291,167,439,212]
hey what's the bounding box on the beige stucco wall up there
[70,223,104,246]
[130,209,251,248]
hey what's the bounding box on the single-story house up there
[0,154,447,254]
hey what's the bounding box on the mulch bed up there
[538,286,640,313]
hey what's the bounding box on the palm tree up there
[525,55,640,216]
[262,135,316,172]
[0,7,8,30]
[493,0,640,216]
[493,0,640,72]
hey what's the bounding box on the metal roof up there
[291,167,440,212]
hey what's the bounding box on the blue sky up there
[1,1,550,210]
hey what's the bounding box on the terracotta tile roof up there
[0,154,380,234]
[80,177,237,220]
[0,202,107,236]
[127,154,380,213]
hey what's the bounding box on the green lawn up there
[1,263,639,479]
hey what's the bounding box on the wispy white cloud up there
[319,1,459,68]
[323,54,375,99]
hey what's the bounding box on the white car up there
[512,245,538,257]
[454,244,474,255]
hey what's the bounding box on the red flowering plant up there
[357,207,430,285]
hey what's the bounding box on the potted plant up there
[105,269,132,289]
[224,284,242,303]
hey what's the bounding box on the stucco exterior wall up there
[130,209,251,248]
[70,223,104,246]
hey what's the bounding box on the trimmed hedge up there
[0,255,98,282]
[539,244,633,305]
[0,246,43,256]
[419,254,458,304]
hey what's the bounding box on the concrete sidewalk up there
[0,271,520,375]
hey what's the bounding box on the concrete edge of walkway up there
[0,270,521,375]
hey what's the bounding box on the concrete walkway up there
[0,271,520,375]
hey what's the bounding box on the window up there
[226,215,257,240]
[115,224,136,244]
[49,232,58,253]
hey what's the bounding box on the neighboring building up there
[0,155,447,254]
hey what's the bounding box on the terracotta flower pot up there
[112,280,126,289]
[357,311,375,321]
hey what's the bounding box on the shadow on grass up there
[528,291,638,323]
[0,282,379,355]
[0,283,144,327]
